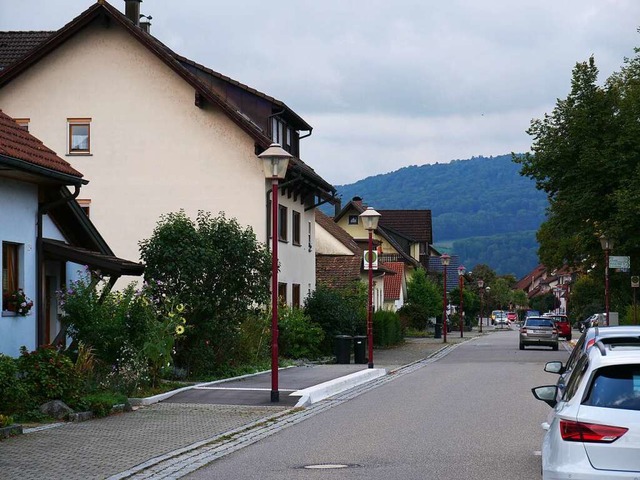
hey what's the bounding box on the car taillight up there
[559,420,628,443]
[552,328,558,334]
[586,338,596,349]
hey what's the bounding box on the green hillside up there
[330,155,547,278]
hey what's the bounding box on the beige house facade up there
[0,1,335,306]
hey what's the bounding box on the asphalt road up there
[185,330,569,480]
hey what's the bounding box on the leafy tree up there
[399,267,441,329]
[510,289,529,311]
[490,278,512,309]
[530,293,558,315]
[569,276,603,325]
[139,210,271,376]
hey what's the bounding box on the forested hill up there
[329,155,548,278]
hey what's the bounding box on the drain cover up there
[303,464,351,470]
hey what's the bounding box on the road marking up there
[533,451,542,456]
[194,387,296,392]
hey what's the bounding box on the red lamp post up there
[477,279,484,333]
[259,143,292,403]
[440,254,450,343]
[600,235,614,327]
[458,265,465,338]
[360,207,381,368]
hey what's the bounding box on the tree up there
[399,267,441,329]
[139,210,271,376]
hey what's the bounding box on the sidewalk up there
[0,330,488,480]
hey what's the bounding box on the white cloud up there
[2,0,639,184]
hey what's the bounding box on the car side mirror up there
[544,361,565,375]
[532,385,558,408]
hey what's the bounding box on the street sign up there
[363,250,378,270]
[609,255,630,270]
[632,276,640,288]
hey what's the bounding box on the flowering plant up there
[5,289,34,316]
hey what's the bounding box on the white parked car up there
[532,339,640,479]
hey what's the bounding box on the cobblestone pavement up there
[0,330,489,480]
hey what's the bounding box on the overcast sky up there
[2,1,640,184]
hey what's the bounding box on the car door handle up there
[541,422,550,431]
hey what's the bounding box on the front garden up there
[0,210,404,427]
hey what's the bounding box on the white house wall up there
[276,192,316,303]
[315,224,354,255]
[0,22,267,275]
[0,178,38,356]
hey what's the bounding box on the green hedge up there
[373,310,403,347]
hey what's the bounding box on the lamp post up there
[600,235,614,327]
[477,279,484,333]
[259,143,292,403]
[440,254,451,343]
[458,265,465,338]
[360,207,381,368]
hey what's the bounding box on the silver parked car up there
[532,339,640,479]
[519,316,558,351]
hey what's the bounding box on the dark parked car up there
[519,317,558,350]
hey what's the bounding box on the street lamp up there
[259,143,292,402]
[360,207,381,368]
[440,254,451,343]
[600,235,614,327]
[458,265,465,338]
[477,279,484,333]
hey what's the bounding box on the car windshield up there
[526,319,554,328]
[583,363,640,411]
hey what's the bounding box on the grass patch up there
[405,328,433,338]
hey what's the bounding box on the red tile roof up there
[0,110,84,179]
[316,256,362,289]
[383,262,404,300]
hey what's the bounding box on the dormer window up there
[271,117,292,153]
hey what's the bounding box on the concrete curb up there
[291,368,387,407]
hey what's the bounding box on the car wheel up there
[519,343,524,350]
[566,334,571,341]
[552,344,558,351]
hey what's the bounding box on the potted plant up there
[5,289,34,316]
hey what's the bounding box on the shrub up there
[0,355,27,415]
[304,283,366,354]
[17,345,79,408]
[0,414,14,427]
[278,305,325,359]
[79,392,128,418]
[373,310,403,347]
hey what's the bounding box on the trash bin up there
[334,335,352,364]
[434,323,442,339]
[353,335,367,364]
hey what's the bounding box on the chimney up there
[140,16,152,33]
[334,199,342,217]
[124,0,142,26]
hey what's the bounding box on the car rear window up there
[525,319,554,327]
[583,364,640,411]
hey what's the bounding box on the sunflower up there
[175,325,185,335]
[176,303,185,313]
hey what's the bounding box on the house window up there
[15,118,29,131]
[68,118,91,154]
[278,282,287,304]
[77,199,91,218]
[2,242,20,313]
[278,205,288,241]
[349,215,359,225]
[271,117,293,153]
[292,284,301,308]
[308,221,312,251]
[292,211,301,246]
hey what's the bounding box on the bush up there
[278,305,325,359]
[0,355,27,415]
[79,392,128,418]
[17,345,80,409]
[304,283,366,354]
[373,310,403,347]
